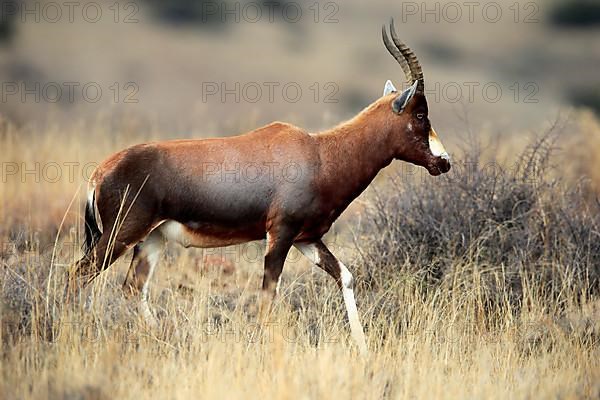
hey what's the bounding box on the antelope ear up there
[392,80,418,113]
[382,80,397,96]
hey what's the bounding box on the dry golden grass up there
[1,114,600,399]
[1,247,599,400]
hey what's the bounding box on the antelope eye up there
[416,113,425,120]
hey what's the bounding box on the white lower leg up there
[138,233,163,327]
[296,243,368,354]
[339,261,368,355]
[140,278,157,327]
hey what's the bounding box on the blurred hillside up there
[0,0,598,139]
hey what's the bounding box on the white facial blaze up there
[429,129,450,161]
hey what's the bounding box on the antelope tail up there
[83,188,102,255]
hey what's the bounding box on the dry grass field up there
[1,113,599,399]
[1,0,600,398]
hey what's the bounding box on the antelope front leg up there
[258,229,294,321]
[295,240,368,355]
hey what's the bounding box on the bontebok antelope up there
[69,20,451,354]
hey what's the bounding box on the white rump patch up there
[87,185,103,232]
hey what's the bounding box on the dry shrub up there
[355,130,600,317]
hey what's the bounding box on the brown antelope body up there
[69,20,450,354]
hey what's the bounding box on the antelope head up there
[381,19,451,176]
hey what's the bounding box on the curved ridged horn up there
[388,18,425,93]
[382,24,412,86]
